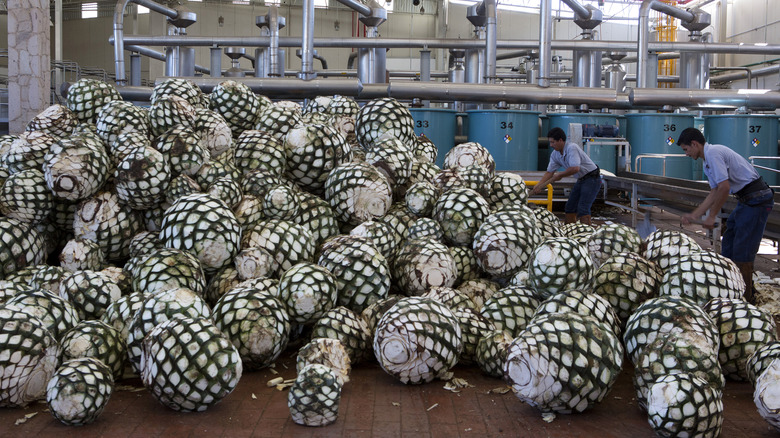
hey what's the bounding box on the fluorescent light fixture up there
[189,0,203,2]
[232,0,250,4]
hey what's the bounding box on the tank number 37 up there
[749,125,762,133]
[499,122,514,129]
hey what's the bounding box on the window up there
[82,2,97,19]
[384,0,393,13]
[266,0,281,4]
[232,0,250,4]
[137,5,149,14]
[314,0,328,9]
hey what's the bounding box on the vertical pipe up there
[211,46,222,78]
[130,53,141,86]
[538,0,552,88]
[637,0,654,88]
[269,7,280,77]
[590,29,602,88]
[465,49,481,84]
[114,0,132,84]
[300,0,315,80]
[420,49,431,107]
[165,25,180,77]
[483,0,497,84]
[180,47,196,76]
[420,50,431,82]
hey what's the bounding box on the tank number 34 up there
[416,120,430,128]
[499,122,514,129]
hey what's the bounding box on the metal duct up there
[538,0,552,88]
[113,0,191,85]
[638,0,696,88]
[335,0,372,17]
[561,0,591,20]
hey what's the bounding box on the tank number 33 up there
[416,120,430,128]
[499,122,514,129]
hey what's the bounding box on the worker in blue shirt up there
[677,127,774,304]
[530,127,601,225]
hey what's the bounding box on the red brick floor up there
[0,353,776,438]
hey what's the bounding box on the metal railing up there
[749,156,780,187]
[525,181,554,211]
[635,153,688,176]
[582,137,631,173]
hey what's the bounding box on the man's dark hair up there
[677,127,706,146]
[547,127,566,141]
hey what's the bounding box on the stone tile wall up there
[8,0,51,134]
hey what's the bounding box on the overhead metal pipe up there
[112,35,780,54]
[187,77,362,96]
[710,67,752,88]
[711,64,779,83]
[561,0,591,20]
[496,50,532,61]
[335,0,372,17]
[630,88,780,110]
[110,80,779,111]
[538,0,552,88]
[387,82,628,108]
[127,44,210,74]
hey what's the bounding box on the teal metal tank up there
[409,108,457,168]
[624,113,694,179]
[466,110,540,171]
[704,114,778,185]
[538,115,550,171]
[547,113,619,173]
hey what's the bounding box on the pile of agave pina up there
[0,78,778,434]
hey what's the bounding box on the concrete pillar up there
[8,0,51,134]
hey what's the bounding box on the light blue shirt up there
[702,143,760,194]
[547,141,598,179]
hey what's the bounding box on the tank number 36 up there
[749,125,762,133]
[663,124,677,132]
[499,122,514,129]
[416,120,430,128]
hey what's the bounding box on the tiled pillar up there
[8,0,51,134]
